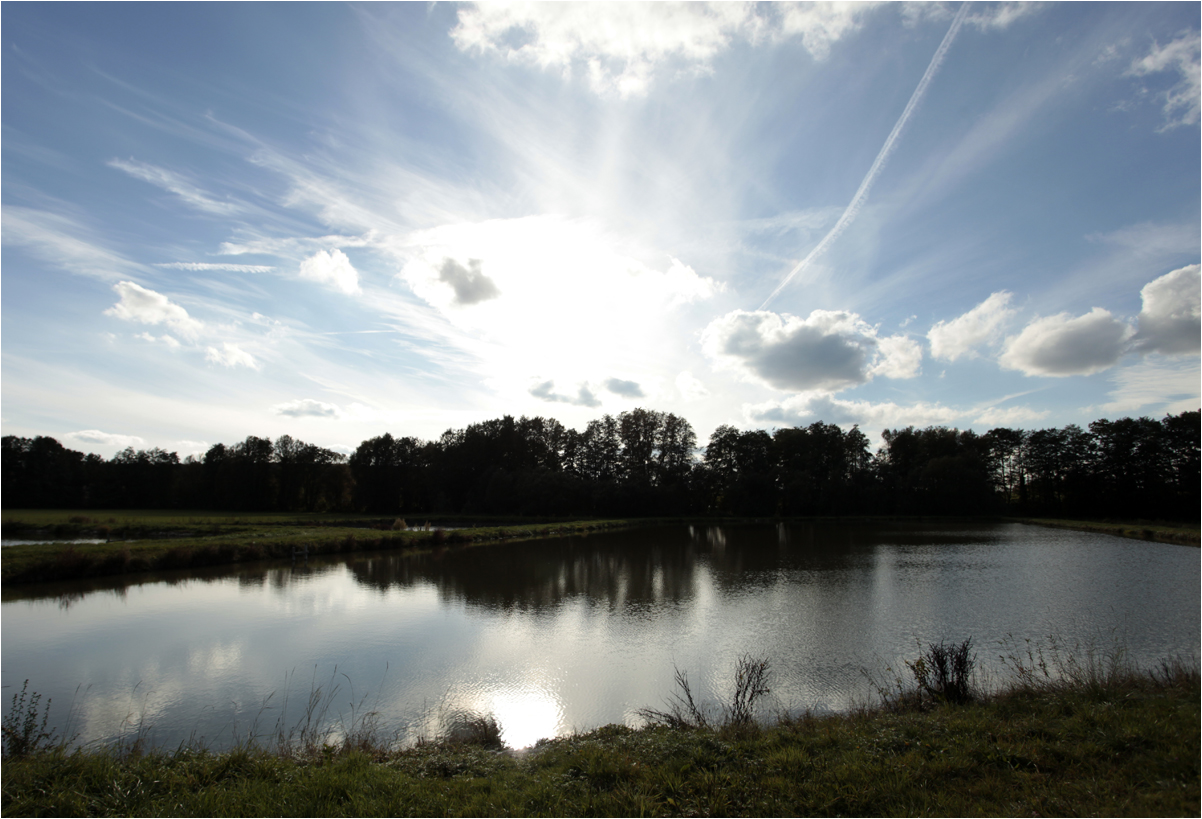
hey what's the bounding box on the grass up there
[0,514,636,585]
[1013,516,1200,546]
[2,643,1197,817]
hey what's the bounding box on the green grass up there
[0,515,636,585]
[3,658,1197,817]
[1014,517,1200,546]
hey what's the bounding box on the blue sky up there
[3,1,1199,458]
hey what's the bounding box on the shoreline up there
[2,513,1197,586]
[3,656,1197,817]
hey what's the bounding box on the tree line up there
[2,408,1197,521]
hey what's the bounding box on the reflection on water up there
[2,522,1198,750]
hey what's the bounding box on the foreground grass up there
[3,663,1197,817]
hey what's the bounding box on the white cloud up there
[105,281,204,340]
[529,380,601,408]
[1133,263,1201,355]
[928,291,1015,361]
[868,334,923,379]
[999,308,1133,377]
[971,405,1050,427]
[298,249,360,295]
[1101,359,1201,415]
[271,398,343,419]
[65,430,146,449]
[136,332,181,349]
[700,309,921,393]
[676,371,709,402]
[205,342,258,369]
[176,440,211,457]
[155,262,276,273]
[451,2,875,98]
[108,157,243,215]
[964,2,1039,31]
[747,393,963,430]
[1127,30,1201,130]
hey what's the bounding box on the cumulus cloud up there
[604,377,644,398]
[108,158,243,215]
[451,2,875,97]
[701,309,921,393]
[155,262,276,273]
[105,281,204,340]
[136,332,181,349]
[272,398,343,418]
[205,342,258,369]
[747,393,962,429]
[1132,263,1201,355]
[299,249,360,294]
[676,371,709,402]
[1127,30,1201,129]
[868,335,923,379]
[529,380,601,408]
[439,258,501,305]
[66,430,146,448]
[928,291,1015,361]
[999,307,1133,377]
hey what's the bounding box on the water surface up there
[2,521,1197,749]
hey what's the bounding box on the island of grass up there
[3,643,1197,817]
[0,510,641,585]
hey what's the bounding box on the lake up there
[2,521,1197,750]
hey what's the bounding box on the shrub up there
[2,681,56,757]
[907,638,976,705]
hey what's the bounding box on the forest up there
[2,409,1198,521]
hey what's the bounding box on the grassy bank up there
[4,511,1197,586]
[0,513,636,586]
[3,651,1197,817]
[1013,517,1200,546]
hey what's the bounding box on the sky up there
[2,1,1199,459]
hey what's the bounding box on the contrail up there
[759,2,970,311]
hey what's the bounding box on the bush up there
[2,681,56,757]
[907,638,976,705]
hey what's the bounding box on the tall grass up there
[2,641,1198,817]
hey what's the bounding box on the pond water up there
[2,521,1197,750]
